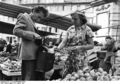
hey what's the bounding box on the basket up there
[97,51,106,59]
[87,53,98,63]
[2,70,21,76]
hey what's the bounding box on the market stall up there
[0,52,21,80]
[49,46,120,81]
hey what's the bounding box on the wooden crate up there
[2,70,21,76]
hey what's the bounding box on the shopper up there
[6,42,12,53]
[100,36,116,73]
[0,38,7,52]
[35,40,56,80]
[57,12,94,76]
[12,40,19,54]
[13,6,49,80]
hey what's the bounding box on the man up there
[0,38,7,52]
[100,36,116,73]
[6,42,12,53]
[13,6,49,80]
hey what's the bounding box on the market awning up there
[0,2,101,32]
[0,21,56,36]
[0,2,72,30]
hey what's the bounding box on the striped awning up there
[0,2,101,32]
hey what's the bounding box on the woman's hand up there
[65,46,78,51]
[44,46,57,54]
[104,58,107,62]
[47,47,55,53]
[75,46,82,50]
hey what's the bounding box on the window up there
[50,6,58,11]
[96,12,109,36]
[57,6,63,11]
[54,0,64,3]
[71,5,77,11]
[27,0,33,3]
[13,37,16,40]
[97,12,109,28]
[31,0,34,3]
[13,19,17,23]
[8,17,12,22]
[46,6,51,11]
[21,0,27,4]
[19,0,22,4]
[46,0,53,3]
[85,7,94,13]
[4,16,8,22]
[87,17,93,24]
[64,5,72,11]
[40,0,45,3]
[33,0,38,3]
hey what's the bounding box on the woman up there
[57,12,94,76]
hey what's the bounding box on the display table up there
[0,64,21,80]
[2,70,21,80]
[2,71,21,76]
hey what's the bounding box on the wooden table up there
[2,70,21,80]
[0,64,21,80]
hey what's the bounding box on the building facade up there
[92,0,120,43]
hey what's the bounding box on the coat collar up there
[23,13,36,28]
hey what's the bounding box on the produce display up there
[0,51,9,57]
[0,45,119,81]
[54,48,120,81]
[55,68,120,81]
[0,57,8,63]
[0,59,21,72]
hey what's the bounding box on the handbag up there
[35,46,55,72]
[44,52,55,71]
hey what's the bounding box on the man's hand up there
[34,33,43,45]
[34,33,42,40]
[104,58,107,62]
[75,46,82,50]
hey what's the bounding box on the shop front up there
[93,2,120,43]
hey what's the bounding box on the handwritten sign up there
[96,4,111,11]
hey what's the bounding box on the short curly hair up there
[32,6,48,17]
[71,12,87,25]
[78,13,87,25]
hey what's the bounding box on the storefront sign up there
[96,4,111,11]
